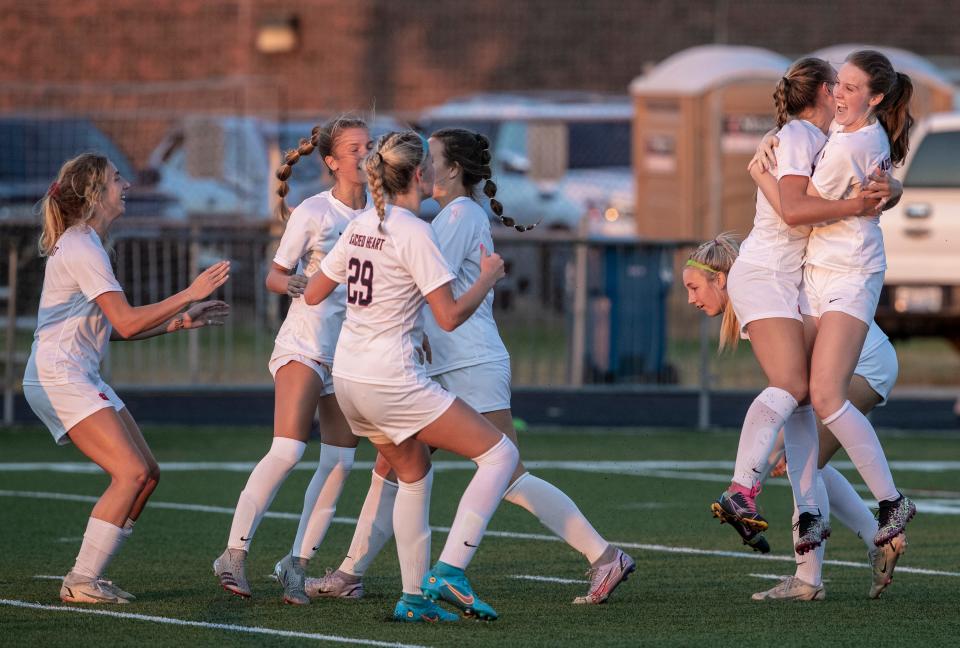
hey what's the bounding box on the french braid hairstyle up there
[275,115,368,221]
[38,152,111,256]
[772,57,835,129]
[687,232,741,351]
[363,130,425,232]
[431,127,536,232]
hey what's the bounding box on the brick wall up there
[2,0,956,113]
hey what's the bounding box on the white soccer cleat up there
[869,533,907,599]
[304,568,364,599]
[213,547,251,598]
[751,576,825,601]
[60,572,131,604]
[274,554,310,605]
[97,578,135,601]
[573,548,636,605]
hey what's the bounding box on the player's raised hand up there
[187,260,230,301]
[182,300,231,329]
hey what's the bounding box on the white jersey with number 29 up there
[321,205,455,386]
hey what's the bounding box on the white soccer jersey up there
[739,119,827,273]
[422,197,510,376]
[321,205,455,386]
[806,120,891,273]
[273,191,364,363]
[23,225,123,386]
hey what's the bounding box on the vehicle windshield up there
[0,119,136,182]
[419,119,499,143]
[567,121,632,169]
[903,130,960,188]
[423,118,630,170]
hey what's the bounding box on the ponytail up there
[363,131,425,232]
[687,232,741,352]
[846,50,913,165]
[876,71,913,165]
[772,57,835,129]
[38,153,109,256]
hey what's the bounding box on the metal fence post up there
[569,226,589,387]
[3,242,18,426]
[697,311,712,430]
[188,224,200,384]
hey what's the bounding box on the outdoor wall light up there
[255,15,300,54]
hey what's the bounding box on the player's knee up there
[809,384,842,420]
[114,462,151,491]
[780,380,808,405]
[146,463,161,488]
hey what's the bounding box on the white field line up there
[4,459,960,474]
[509,574,589,585]
[747,573,794,581]
[0,599,429,647]
[2,489,959,579]
[5,461,959,514]
[746,573,832,584]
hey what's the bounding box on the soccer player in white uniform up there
[304,130,519,623]
[23,153,230,604]
[712,58,887,554]
[684,235,905,601]
[214,118,370,604]
[309,128,635,606]
[770,50,916,560]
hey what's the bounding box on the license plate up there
[893,286,943,313]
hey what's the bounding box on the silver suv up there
[877,112,960,345]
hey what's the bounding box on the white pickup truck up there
[877,112,960,347]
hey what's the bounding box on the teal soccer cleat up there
[393,593,460,623]
[421,562,498,620]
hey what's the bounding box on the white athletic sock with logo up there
[438,435,519,569]
[339,471,399,577]
[291,443,355,560]
[733,387,798,489]
[793,470,829,587]
[503,472,609,563]
[395,468,433,595]
[227,437,306,551]
[823,401,899,502]
[72,517,128,579]
[784,405,820,513]
[821,464,877,550]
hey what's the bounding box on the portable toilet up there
[629,45,790,241]
[811,44,954,122]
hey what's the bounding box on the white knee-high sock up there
[438,435,519,569]
[503,472,609,564]
[821,464,877,550]
[733,387,798,489]
[72,517,127,579]
[823,401,899,502]
[395,468,433,596]
[228,437,306,551]
[793,470,829,587]
[758,429,786,487]
[291,443,355,560]
[339,471,399,577]
[784,405,820,513]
